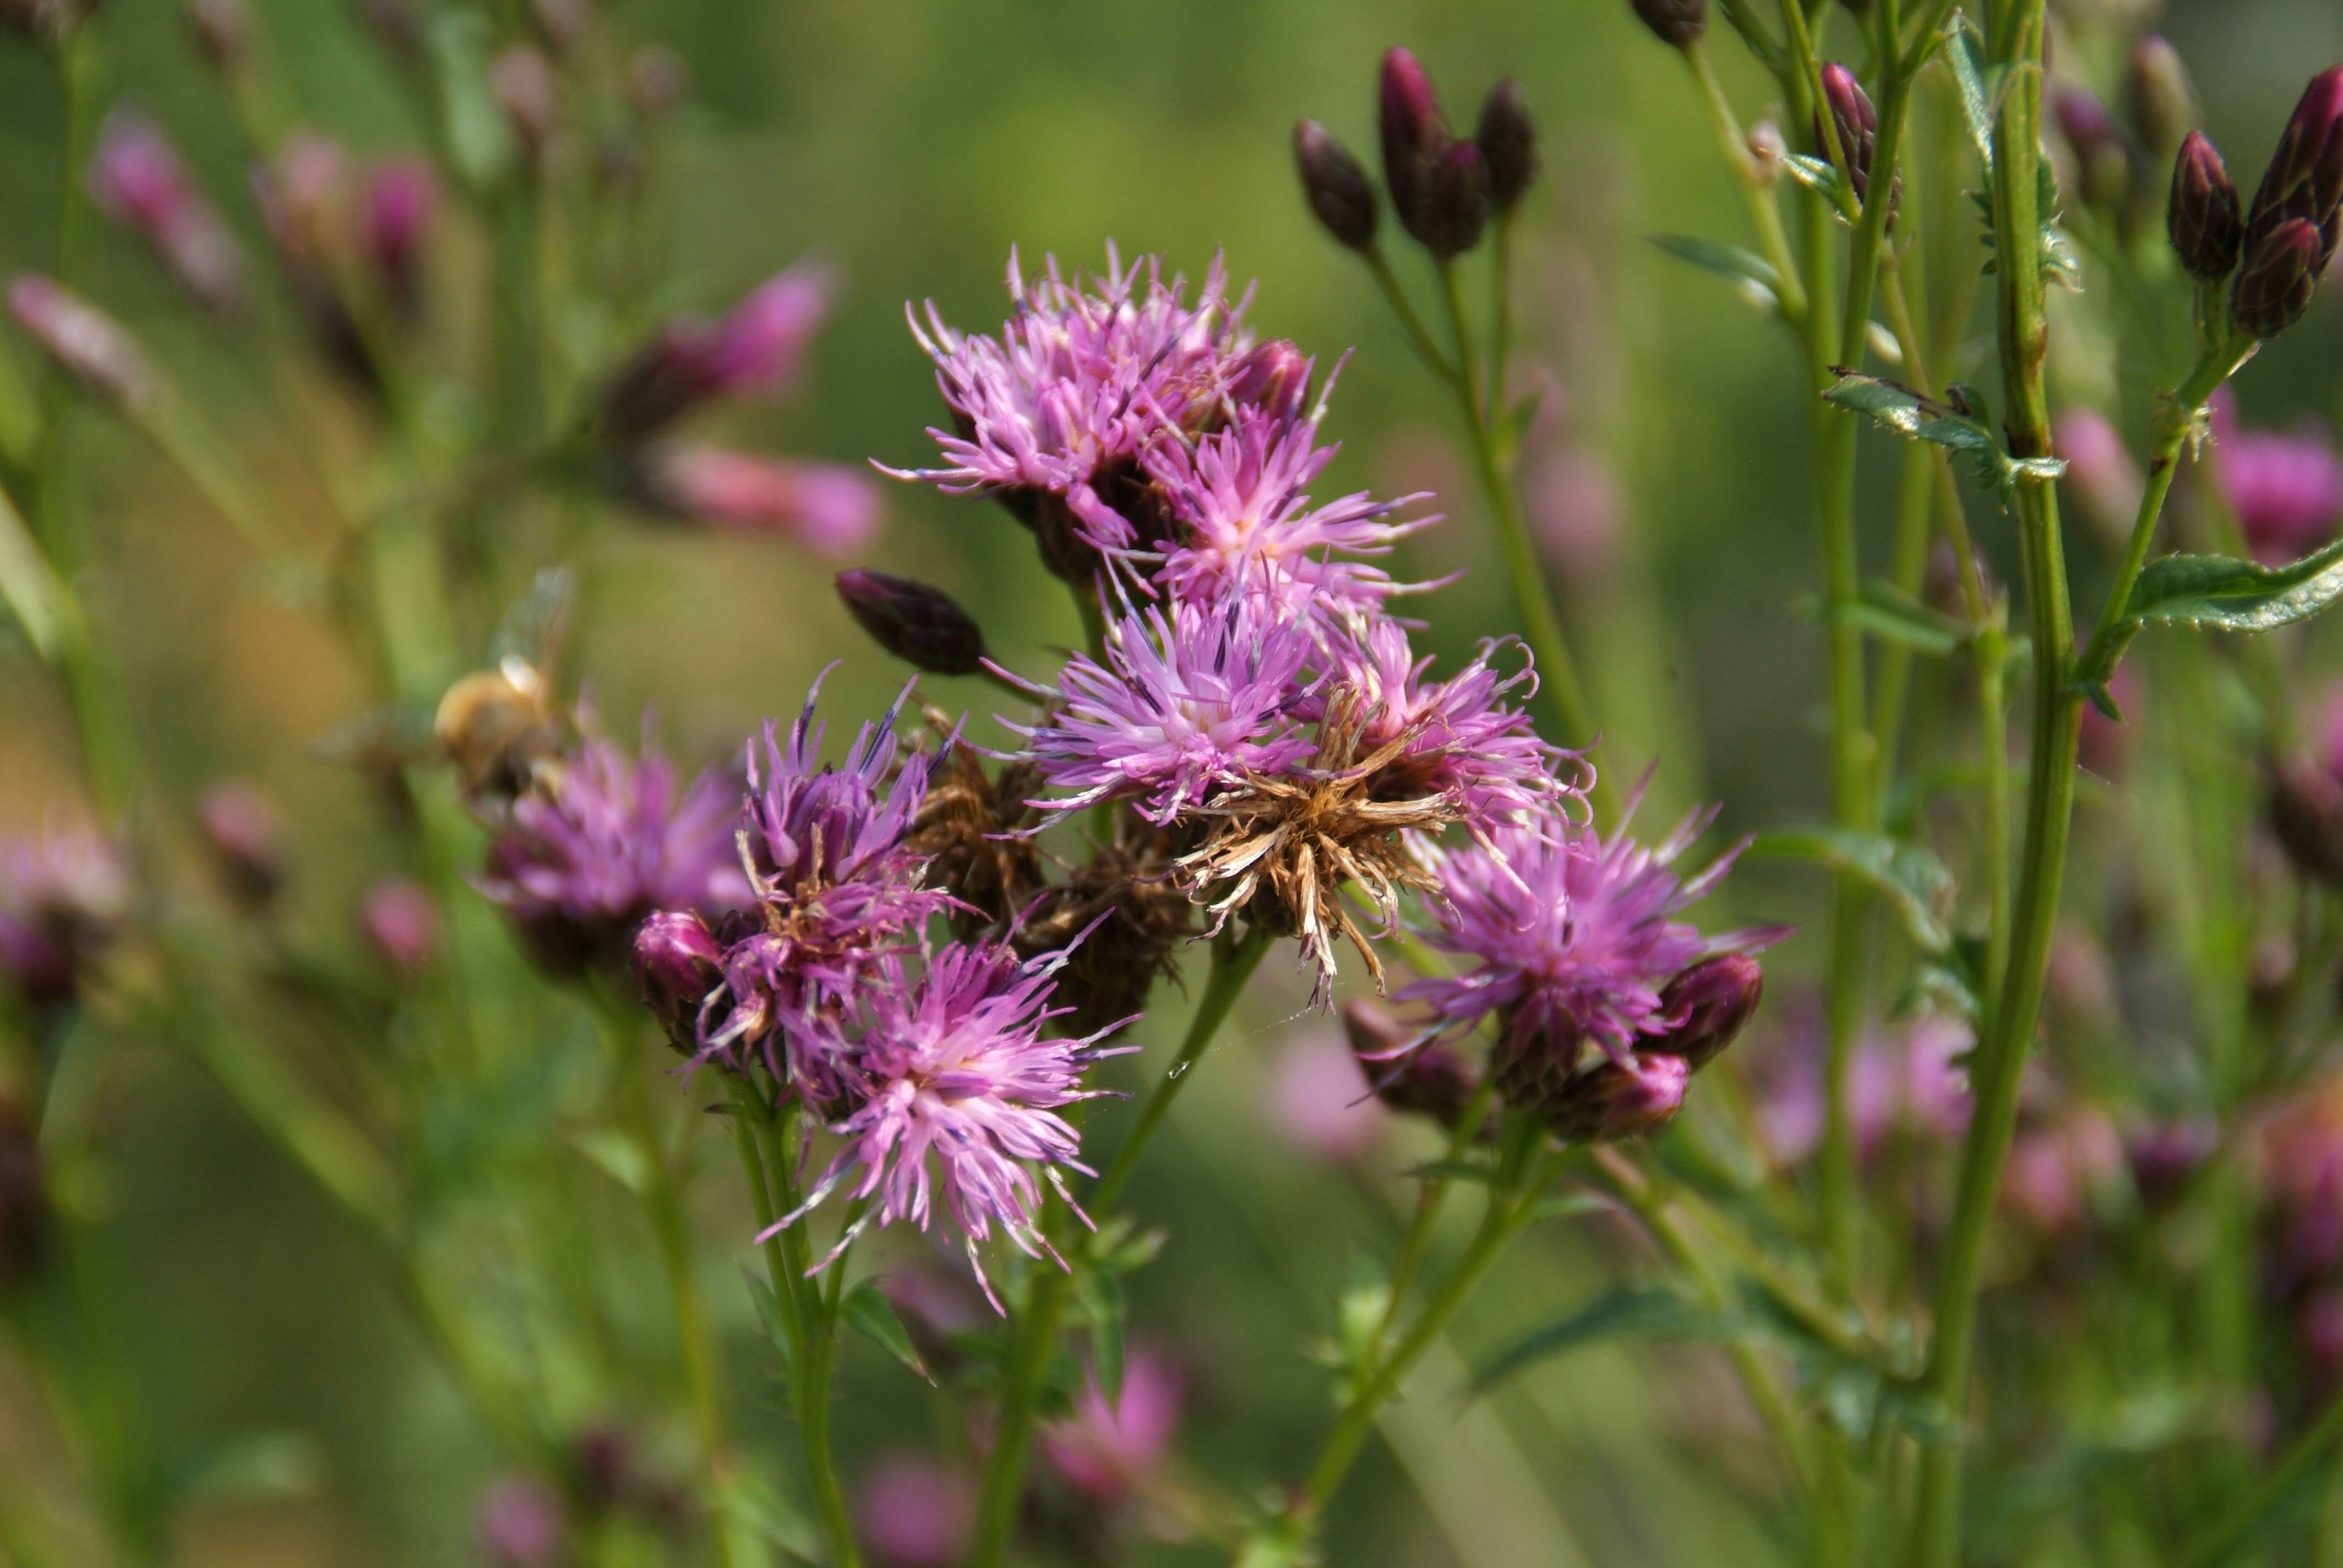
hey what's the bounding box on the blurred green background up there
[2,0,2341,1562]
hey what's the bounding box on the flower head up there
[89,110,243,309]
[890,247,1253,577]
[479,726,748,975]
[0,825,130,1006]
[2211,391,2343,564]
[770,939,1125,1300]
[639,445,883,556]
[1039,1349,1187,1504]
[857,1455,974,1568]
[598,262,833,440]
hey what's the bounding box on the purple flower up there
[1146,406,1425,618]
[1039,1349,1187,1504]
[598,262,833,440]
[1401,802,1780,1136]
[768,940,1124,1299]
[477,727,748,976]
[1021,590,1318,825]
[359,878,438,976]
[638,444,884,556]
[887,246,1253,575]
[0,825,130,1006]
[8,275,159,411]
[475,1475,566,1567]
[858,1454,976,1568]
[1264,1027,1388,1163]
[713,678,953,1099]
[357,155,438,313]
[2210,391,2343,564]
[88,110,242,309]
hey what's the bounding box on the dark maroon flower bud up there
[1420,139,1492,258]
[358,157,438,316]
[0,1095,46,1291]
[2126,1118,2217,1208]
[0,829,129,1009]
[186,0,247,70]
[2127,36,2199,161]
[1627,0,1705,47]
[626,46,689,117]
[1225,339,1312,422]
[2242,66,2343,277]
[2169,130,2243,282]
[835,569,988,677]
[7,275,159,412]
[1342,1000,1483,1131]
[491,45,561,165]
[1293,120,1379,251]
[1475,77,1537,214]
[1549,1052,1692,1142]
[569,1426,634,1516]
[360,876,439,976]
[2231,217,2325,338]
[1378,47,1452,247]
[199,781,284,910]
[2269,751,2343,884]
[1818,64,1879,205]
[1648,954,1763,1070]
[633,910,721,1052]
[2055,85,2132,212]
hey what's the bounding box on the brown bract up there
[1014,826,1195,1038]
[908,723,1043,932]
[1173,687,1451,1003]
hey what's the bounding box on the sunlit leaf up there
[1749,827,1957,954]
[843,1280,935,1386]
[1648,235,1781,314]
[1823,369,2066,495]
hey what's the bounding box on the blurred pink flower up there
[857,1454,974,1568]
[475,1474,565,1566]
[1760,1010,1971,1166]
[2210,390,2343,564]
[360,877,438,976]
[1527,443,1621,585]
[1040,1350,1186,1504]
[88,109,243,309]
[641,446,883,555]
[1263,1027,1387,1163]
[358,156,439,312]
[2054,406,2143,551]
[8,275,159,411]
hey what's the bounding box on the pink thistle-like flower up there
[857,1455,976,1568]
[639,444,883,556]
[478,727,748,975]
[2210,390,2343,564]
[1146,405,1428,618]
[1263,1027,1388,1163]
[1040,1349,1187,1504]
[598,262,833,440]
[360,877,439,976]
[714,678,953,1101]
[0,825,132,1006]
[768,940,1126,1301]
[1019,590,1318,825]
[887,246,1253,575]
[356,155,439,312]
[88,110,243,309]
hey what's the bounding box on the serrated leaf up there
[1750,827,1956,954]
[1648,235,1781,314]
[572,1126,653,1195]
[843,1280,935,1386]
[1943,18,1997,175]
[1823,369,2066,496]
[2126,537,2343,634]
[1780,153,1845,206]
[1474,1288,1741,1392]
[1837,581,1966,656]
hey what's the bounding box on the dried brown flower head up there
[906,721,1043,932]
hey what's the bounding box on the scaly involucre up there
[715,676,954,1099]
[890,246,1251,559]
[1404,805,1772,1064]
[772,940,1126,1302]
[1022,590,1318,824]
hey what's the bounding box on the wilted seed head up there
[1819,64,1880,204]
[1476,78,1537,214]
[633,910,722,1054]
[1379,47,1451,247]
[2232,217,2325,338]
[835,569,988,677]
[1627,0,1705,47]
[2241,66,2343,276]
[1225,338,1313,422]
[1647,953,1762,1069]
[0,1095,45,1291]
[1293,121,1378,251]
[2169,131,2244,282]
[1421,139,1492,257]
[7,274,159,411]
[2127,35,2199,161]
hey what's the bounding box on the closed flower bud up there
[476,1476,566,1568]
[2055,85,2132,212]
[2242,66,2343,277]
[2127,35,2199,161]
[1342,1000,1483,1130]
[2231,216,2324,338]
[1819,64,1880,205]
[1627,0,1705,47]
[198,781,284,910]
[88,111,243,311]
[185,0,247,71]
[0,1095,45,1292]
[1747,119,1786,185]
[358,157,439,316]
[491,45,561,164]
[1549,1052,1691,1143]
[2169,130,2243,282]
[1226,339,1313,422]
[360,877,439,976]
[1649,954,1763,1069]
[1378,47,1451,247]
[1421,138,1492,257]
[7,274,160,412]
[633,910,721,1052]
[0,828,129,1009]
[1476,77,1537,214]
[835,569,988,677]
[1292,121,1378,251]
[639,446,881,556]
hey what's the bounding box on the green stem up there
[1683,39,1810,326]
[1432,260,1606,781]
[1373,1074,1501,1351]
[969,923,1271,1567]
[1362,248,1460,387]
[2182,1393,2343,1568]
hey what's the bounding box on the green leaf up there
[1837,580,1967,656]
[742,1267,795,1380]
[1823,368,2066,496]
[0,481,75,660]
[429,9,519,189]
[1749,827,1957,954]
[1073,1266,1126,1406]
[572,1126,653,1195]
[164,1431,326,1508]
[1647,235,1781,313]
[712,1471,814,1564]
[1943,17,1997,175]
[1474,1288,1741,1392]
[2084,535,2343,683]
[843,1279,935,1385]
[1779,153,1846,207]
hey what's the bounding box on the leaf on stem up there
[1473,1287,1742,1393]
[1835,579,1969,656]
[0,483,75,660]
[1942,17,1998,176]
[1647,235,1781,314]
[1823,369,2066,495]
[712,1471,820,1564]
[742,1267,797,1380]
[1748,827,1957,954]
[843,1279,936,1386]
[1779,153,1848,208]
[572,1126,654,1194]
[1071,1265,1126,1406]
